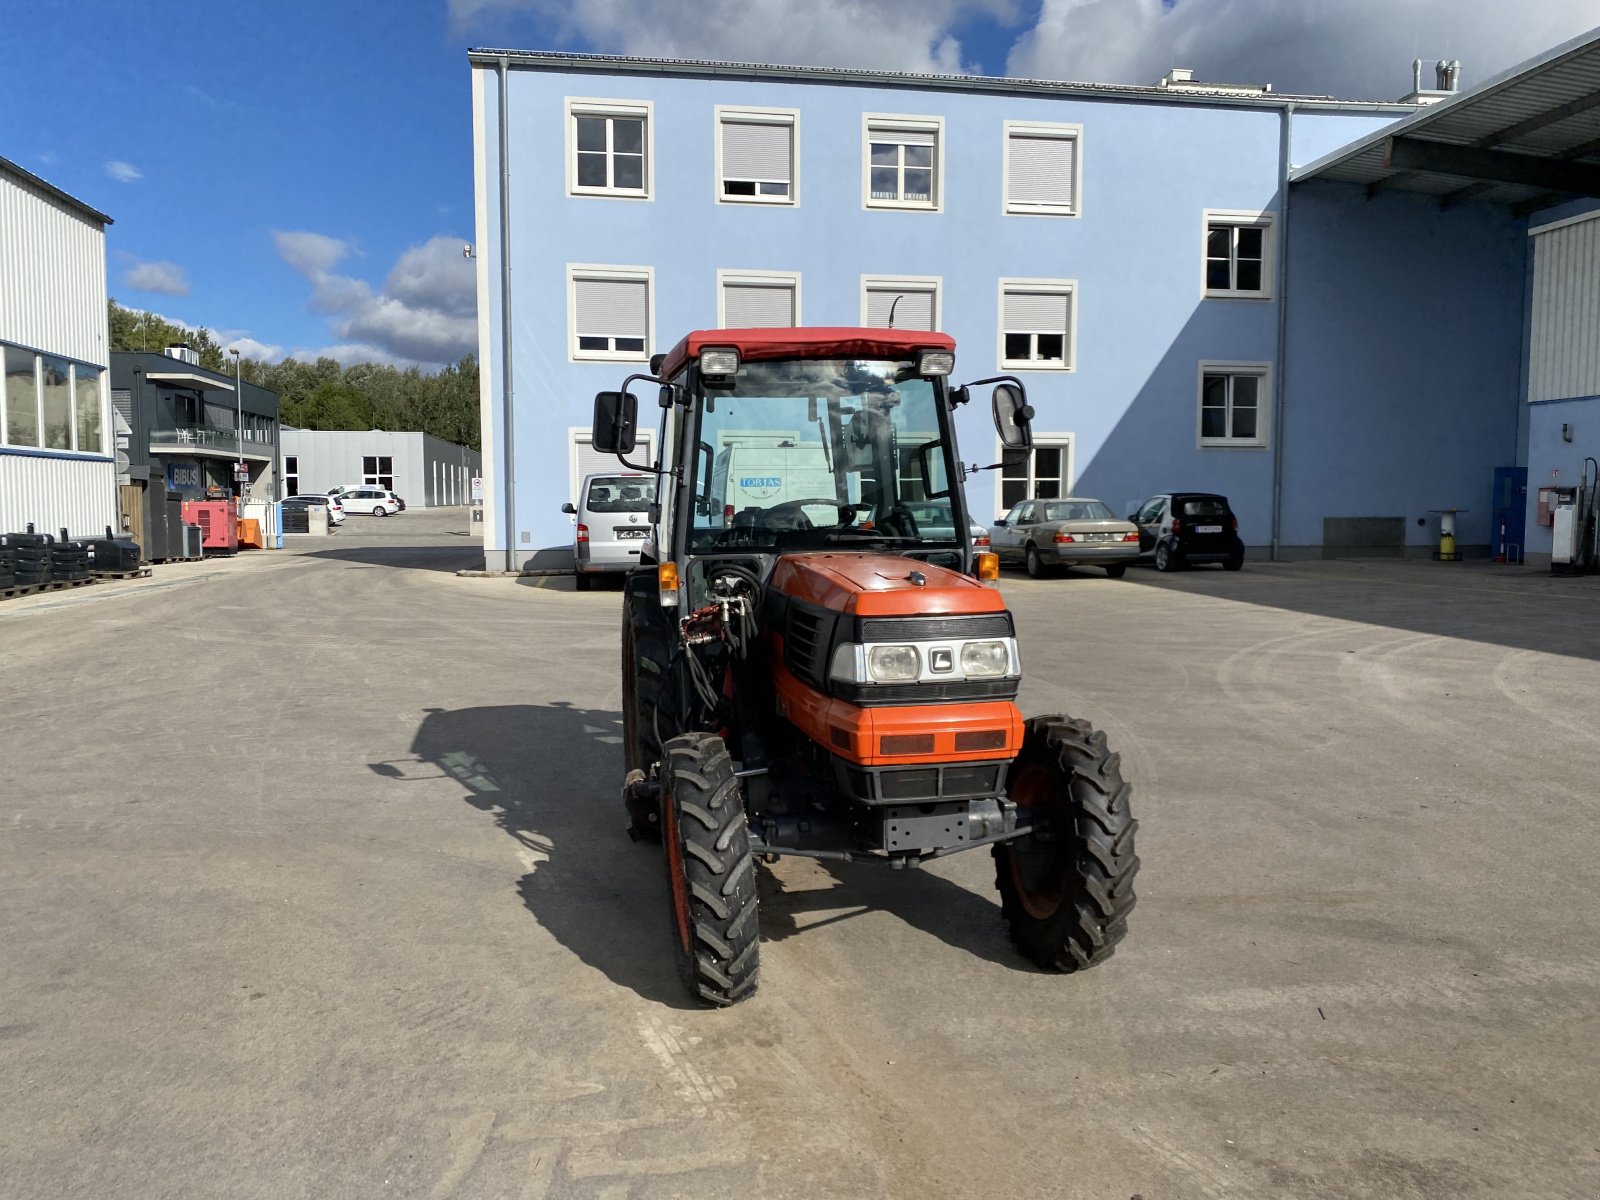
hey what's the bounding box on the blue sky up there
[6,0,1596,370]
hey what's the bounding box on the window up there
[1198,362,1271,447]
[861,276,940,331]
[567,99,651,198]
[363,455,395,490]
[569,265,652,361]
[285,455,299,498]
[73,365,102,453]
[1203,211,1274,298]
[999,279,1076,370]
[4,346,38,447]
[864,115,942,210]
[997,436,1074,515]
[718,270,800,327]
[40,357,71,450]
[570,428,655,508]
[1004,121,1081,216]
[716,108,797,204]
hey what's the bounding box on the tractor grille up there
[858,614,1013,642]
[785,607,828,688]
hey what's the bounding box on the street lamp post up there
[229,348,242,506]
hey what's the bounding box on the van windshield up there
[688,358,957,552]
[586,476,655,513]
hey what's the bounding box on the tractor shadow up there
[397,701,695,1009]
[389,701,1035,1008]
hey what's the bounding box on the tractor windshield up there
[688,358,957,553]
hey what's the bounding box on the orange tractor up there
[593,328,1138,1005]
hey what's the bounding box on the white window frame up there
[568,264,655,363]
[997,278,1078,372]
[1002,120,1083,218]
[862,113,944,212]
[565,97,653,200]
[716,269,802,328]
[714,106,799,206]
[992,433,1075,519]
[1202,209,1275,300]
[1197,360,1272,449]
[859,275,942,331]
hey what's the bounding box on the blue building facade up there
[470,47,1597,571]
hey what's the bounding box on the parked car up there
[282,494,344,525]
[562,472,656,590]
[900,501,991,547]
[992,497,1141,578]
[341,486,403,516]
[1129,492,1245,571]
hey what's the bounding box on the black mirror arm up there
[609,371,665,471]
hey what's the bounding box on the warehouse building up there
[468,29,1600,570]
[278,429,480,507]
[108,350,282,558]
[0,157,116,538]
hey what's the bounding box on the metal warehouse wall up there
[1528,210,1600,404]
[0,452,116,537]
[282,430,478,506]
[0,164,108,367]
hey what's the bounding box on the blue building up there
[468,32,1600,571]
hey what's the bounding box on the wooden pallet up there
[0,577,96,601]
[94,567,152,581]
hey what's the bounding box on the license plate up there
[615,528,648,539]
[1197,524,1222,534]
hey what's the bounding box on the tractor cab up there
[591,328,1137,1008]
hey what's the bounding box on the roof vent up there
[1401,58,1463,105]
[164,344,200,366]
[1158,66,1272,95]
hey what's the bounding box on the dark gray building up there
[109,348,281,557]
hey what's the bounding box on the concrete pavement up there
[3,511,1598,1198]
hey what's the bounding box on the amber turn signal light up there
[975,551,999,581]
[658,561,680,607]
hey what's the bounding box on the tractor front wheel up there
[661,733,760,1006]
[994,715,1139,971]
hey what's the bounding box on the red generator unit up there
[181,500,238,554]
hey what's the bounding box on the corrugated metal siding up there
[0,164,109,367]
[0,452,117,537]
[1529,214,1600,403]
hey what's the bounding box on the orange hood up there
[768,553,1004,618]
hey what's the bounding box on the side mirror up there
[916,439,951,500]
[592,391,638,455]
[993,383,1034,450]
[560,502,576,515]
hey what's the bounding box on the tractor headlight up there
[960,640,1011,678]
[867,645,921,682]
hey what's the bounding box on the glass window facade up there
[74,366,102,453]
[5,346,38,447]
[41,357,72,450]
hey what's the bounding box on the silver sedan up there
[991,498,1141,578]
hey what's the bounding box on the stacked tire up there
[0,541,14,591]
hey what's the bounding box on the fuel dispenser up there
[1550,457,1600,575]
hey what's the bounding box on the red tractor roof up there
[657,327,956,380]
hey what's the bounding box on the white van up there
[563,473,656,590]
[710,441,847,523]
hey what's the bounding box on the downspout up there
[497,55,518,572]
[1270,101,1296,562]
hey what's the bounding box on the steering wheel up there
[759,498,857,531]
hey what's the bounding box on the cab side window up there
[1136,498,1163,524]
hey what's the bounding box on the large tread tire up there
[621,576,673,842]
[994,715,1139,972]
[661,733,761,1007]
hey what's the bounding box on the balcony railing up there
[149,424,275,458]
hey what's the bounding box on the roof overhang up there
[0,155,113,226]
[1292,25,1600,215]
[145,371,235,393]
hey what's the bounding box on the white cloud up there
[287,342,412,368]
[123,259,190,296]
[1007,0,1600,100]
[450,0,1018,74]
[222,335,286,363]
[272,230,477,368]
[105,160,142,183]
